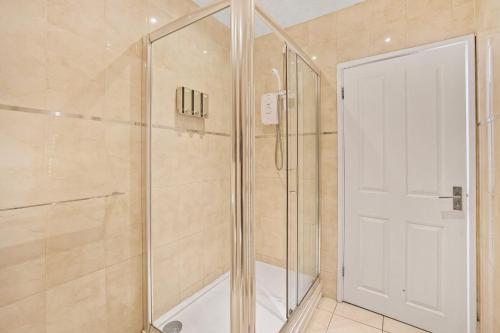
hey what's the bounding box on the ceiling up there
[193,0,364,36]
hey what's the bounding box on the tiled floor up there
[306,298,427,333]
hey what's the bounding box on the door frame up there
[335,35,477,333]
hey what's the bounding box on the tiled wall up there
[0,0,200,332]
[149,12,232,319]
[282,0,478,299]
[476,0,500,332]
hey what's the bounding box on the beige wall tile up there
[152,242,180,318]
[406,0,452,20]
[0,111,49,209]
[177,232,205,297]
[307,13,337,46]
[45,227,105,288]
[477,0,500,32]
[369,19,408,55]
[366,0,406,23]
[336,31,371,63]
[46,270,107,333]
[105,256,143,333]
[0,0,48,109]
[45,198,106,288]
[0,206,46,249]
[103,44,143,122]
[0,293,46,333]
[0,241,45,308]
[0,206,47,307]
[203,221,231,284]
[104,195,142,266]
[336,3,369,39]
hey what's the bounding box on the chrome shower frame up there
[141,1,321,332]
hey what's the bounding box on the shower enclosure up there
[142,1,320,332]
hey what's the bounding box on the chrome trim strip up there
[255,131,330,139]
[0,103,232,137]
[90,116,143,126]
[0,191,125,212]
[148,0,230,42]
[255,5,321,76]
[0,103,144,125]
[231,0,256,331]
[151,124,230,137]
[0,103,85,119]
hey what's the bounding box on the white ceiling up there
[193,0,364,36]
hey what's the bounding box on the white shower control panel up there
[261,93,279,125]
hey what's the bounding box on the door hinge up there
[341,87,345,100]
[342,266,345,277]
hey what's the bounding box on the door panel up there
[406,222,443,313]
[358,76,387,192]
[358,215,388,297]
[343,40,472,333]
[406,67,441,196]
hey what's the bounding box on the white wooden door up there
[342,39,474,333]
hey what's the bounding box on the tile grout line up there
[333,312,384,331]
[325,301,338,331]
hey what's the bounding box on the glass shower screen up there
[148,7,232,332]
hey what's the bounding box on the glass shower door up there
[286,49,320,313]
[296,56,320,302]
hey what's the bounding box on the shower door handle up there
[437,186,462,211]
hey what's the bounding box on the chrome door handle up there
[437,186,462,211]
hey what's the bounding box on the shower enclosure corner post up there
[141,34,155,333]
[230,0,256,332]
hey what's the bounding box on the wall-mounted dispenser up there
[176,86,209,118]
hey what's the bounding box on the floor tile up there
[334,303,383,329]
[305,308,334,333]
[383,317,427,333]
[318,297,337,313]
[327,314,381,333]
